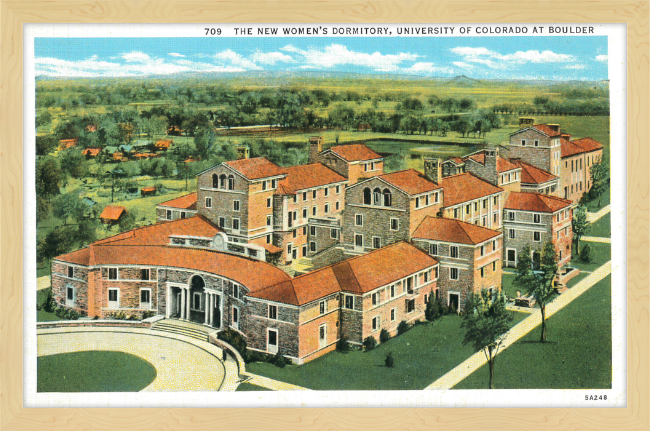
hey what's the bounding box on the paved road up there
[586,204,611,223]
[38,327,239,391]
[424,260,612,390]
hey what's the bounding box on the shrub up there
[425,295,441,321]
[438,301,450,316]
[580,243,593,263]
[128,314,139,321]
[384,352,394,368]
[55,306,65,318]
[271,350,289,368]
[397,320,410,335]
[245,350,274,363]
[363,336,377,351]
[217,328,247,358]
[142,310,156,319]
[379,329,391,343]
[336,336,351,352]
[68,309,80,320]
[43,290,56,312]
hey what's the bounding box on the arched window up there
[212,174,218,189]
[363,188,371,205]
[383,189,392,207]
[373,188,382,206]
[228,175,235,190]
[219,174,227,189]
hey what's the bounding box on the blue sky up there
[34,36,608,81]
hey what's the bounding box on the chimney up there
[560,132,572,140]
[519,117,534,127]
[308,136,323,164]
[485,148,497,171]
[424,158,442,183]
[235,144,250,160]
[548,124,561,134]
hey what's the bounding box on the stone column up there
[180,288,186,320]
[204,293,210,325]
[211,294,217,327]
[186,288,191,321]
[166,285,171,318]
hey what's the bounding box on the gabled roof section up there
[444,157,464,166]
[223,157,286,180]
[99,205,126,221]
[509,159,558,185]
[560,138,586,158]
[510,124,561,137]
[571,137,604,153]
[325,143,383,162]
[464,153,519,173]
[412,216,501,245]
[276,163,347,195]
[505,192,572,213]
[158,192,197,210]
[438,173,503,207]
[377,169,442,196]
[55,247,91,266]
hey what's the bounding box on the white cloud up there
[500,50,575,64]
[451,46,575,68]
[214,49,262,70]
[121,51,151,62]
[250,50,294,65]
[452,61,474,69]
[596,54,608,63]
[281,43,419,72]
[399,62,453,76]
[168,52,185,57]
[565,64,586,70]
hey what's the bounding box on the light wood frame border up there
[1,2,647,430]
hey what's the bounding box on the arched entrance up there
[188,275,205,324]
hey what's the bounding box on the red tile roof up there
[81,147,101,157]
[571,137,604,153]
[158,193,197,210]
[250,242,438,305]
[445,157,464,165]
[438,173,503,207]
[412,216,501,245]
[55,247,91,266]
[464,152,519,173]
[327,143,382,162]
[532,124,562,137]
[154,140,172,149]
[378,169,441,196]
[509,159,558,185]
[505,192,572,213]
[560,138,586,158]
[277,163,347,194]
[99,205,126,221]
[224,157,286,180]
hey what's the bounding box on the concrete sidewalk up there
[424,260,611,390]
[582,236,612,244]
[241,372,311,391]
[37,276,51,290]
[586,204,611,223]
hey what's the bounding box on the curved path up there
[38,327,240,392]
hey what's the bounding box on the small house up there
[58,138,79,151]
[141,186,156,197]
[154,139,172,152]
[82,147,102,158]
[99,205,127,225]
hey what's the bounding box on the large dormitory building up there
[52,119,602,363]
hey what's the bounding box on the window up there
[262,180,267,191]
[233,200,240,211]
[509,229,515,239]
[266,215,272,226]
[429,243,438,255]
[534,231,541,242]
[434,192,439,203]
[331,229,337,239]
[336,201,340,210]
[407,299,415,313]
[371,316,380,331]
[233,284,240,298]
[373,188,381,205]
[66,285,75,307]
[415,197,420,209]
[303,226,307,235]
[310,226,316,236]
[212,174,218,188]
[345,295,354,309]
[492,240,497,251]
[363,188,371,205]
[108,288,119,309]
[267,235,272,244]
[480,245,485,256]
[454,208,459,218]
[390,285,395,298]
[180,212,186,219]
[67,266,74,278]
[219,217,225,228]
[483,199,487,209]
[324,188,329,197]
[310,241,316,252]
[313,190,317,199]
[268,305,277,320]
[493,261,496,271]
[302,208,307,219]
[302,244,307,256]
[372,292,379,306]
[141,269,150,280]
[312,206,317,216]
[227,175,235,190]
[204,197,212,208]
[508,211,515,221]
[266,197,271,208]
[383,189,392,207]
[302,192,307,201]
[319,301,326,314]
[390,218,399,231]
[232,218,240,231]
[534,213,541,223]
[373,237,381,249]
[474,202,478,212]
[220,174,227,189]
[355,214,363,226]
[466,204,470,214]
[166,209,172,220]
[391,308,396,322]
[140,289,151,309]
[336,185,340,194]
[480,267,484,278]
[324,204,330,214]
[521,139,526,146]
[319,324,327,348]
[493,196,498,206]
[450,246,459,258]
[108,268,117,280]
[272,179,278,188]
[450,268,459,280]
[292,229,297,239]
[534,139,539,147]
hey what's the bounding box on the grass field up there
[36,289,59,322]
[236,383,272,391]
[246,312,527,390]
[588,212,611,238]
[38,351,157,392]
[454,275,612,389]
[570,242,611,272]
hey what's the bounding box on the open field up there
[246,312,527,390]
[589,212,611,238]
[454,275,611,389]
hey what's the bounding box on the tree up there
[400,116,420,135]
[36,110,53,128]
[572,205,589,254]
[75,218,99,247]
[36,135,59,156]
[60,149,88,179]
[514,243,558,342]
[425,293,440,321]
[37,226,75,263]
[589,157,608,208]
[36,158,62,197]
[461,289,512,389]
[53,192,89,225]
[36,196,52,223]
[194,127,215,160]
[118,210,137,232]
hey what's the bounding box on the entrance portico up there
[166,277,222,329]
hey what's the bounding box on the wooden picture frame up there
[1,1,647,430]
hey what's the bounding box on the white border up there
[23,23,626,408]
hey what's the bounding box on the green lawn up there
[570,242,611,272]
[454,275,611,389]
[588,212,611,238]
[38,351,157,392]
[236,383,272,391]
[582,183,611,213]
[247,313,527,390]
[36,289,59,322]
